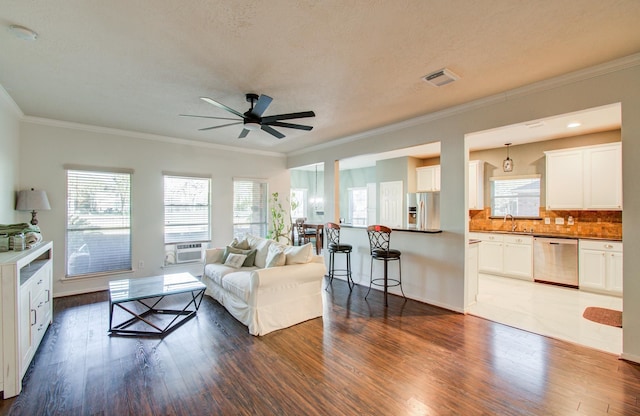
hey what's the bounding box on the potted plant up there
[267,192,298,244]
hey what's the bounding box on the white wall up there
[0,88,21,224]
[18,121,289,297]
[288,58,640,360]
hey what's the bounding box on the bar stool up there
[365,225,406,306]
[325,222,354,291]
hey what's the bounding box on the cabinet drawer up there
[503,235,532,245]
[472,233,503,243]
[579,240,622,252]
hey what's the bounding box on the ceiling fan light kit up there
[180,93,315,140]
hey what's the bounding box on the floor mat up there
[583,307,622,328]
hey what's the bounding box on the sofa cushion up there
[284,243,313,265]
[220,271,252,303]
[248,236,273,268]
[224,253,247,268]
[223,246,257,267]
[204,263,257,287]
[265,243,286,268]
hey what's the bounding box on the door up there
[379,181,403,228]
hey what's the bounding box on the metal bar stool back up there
[325,222,354,291]
[365,225,406,306]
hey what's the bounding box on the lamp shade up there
[16,188,51,211]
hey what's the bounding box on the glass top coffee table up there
[108,272,206,336]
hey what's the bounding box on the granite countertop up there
[392,228,442,234]
[469,230,622,241]
[340,224,443,233]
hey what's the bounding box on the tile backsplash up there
[469,208,622,239]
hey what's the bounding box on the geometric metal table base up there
[108,273,206,337]
[109,289,205,336]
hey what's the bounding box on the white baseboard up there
[619,352,640,364]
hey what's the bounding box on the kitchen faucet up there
[504,214,517,232]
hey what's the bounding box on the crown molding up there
[289,53,640,158]
[20,116,285,158]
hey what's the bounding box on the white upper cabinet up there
[468,160,484,210]
[545,142,621,210]
[416,165,440,192]
[583,143,623,209]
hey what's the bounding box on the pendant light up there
[503,143,513,172]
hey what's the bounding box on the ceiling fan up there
[180,93,315,139]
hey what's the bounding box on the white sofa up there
[202,235,326,336]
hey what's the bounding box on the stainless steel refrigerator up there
[406,192,440,230]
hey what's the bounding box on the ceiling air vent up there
[422,68,460,87]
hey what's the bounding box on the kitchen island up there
[334,225,468,312]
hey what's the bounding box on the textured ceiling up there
[1,1,639,154]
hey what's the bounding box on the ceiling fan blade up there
[262,111,315,123]
[200,97,246,119]
[198,121,243,131]
[238,128,250,139]
[251,94,273,117]
[261,125,285,139]
[266,121,313,131]
[180,114,241,121]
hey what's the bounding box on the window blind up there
[491,176,541,217]
[233,179,268,239]
[164,175,211,244]
[66,169,132,277]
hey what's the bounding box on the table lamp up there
[16,188,51,226]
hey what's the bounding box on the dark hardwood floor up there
[2,279,640,415]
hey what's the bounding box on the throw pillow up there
[224,253,247,269]
[223,246,257,267]
[230,237,251,250]
[284,243,313,265]
[252,238,273,268]
[265,243,286,268]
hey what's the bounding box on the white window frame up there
[163,173,211,245]
[233,178,268,239]
[348,187,368,226]
[490,174,541,218]
[290,188,307,219]
[65,166,132,278]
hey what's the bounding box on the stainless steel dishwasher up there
[533,237,578,287]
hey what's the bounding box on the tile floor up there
[467,273,622,355]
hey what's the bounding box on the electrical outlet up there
[555,217,564,225]
[544,217,550,225]
[568,216,574,225]
[138,260,144,269]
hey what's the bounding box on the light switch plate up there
[555,217,564,225]
[544,217,550,225]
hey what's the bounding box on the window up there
[233,179,268,239]
[66,168,132,277]
[348,187,368,225]
[290,188,307,219]
[164,175,211,245]
[491,175,541,217]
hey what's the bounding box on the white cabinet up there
[468,160,484,210]
[417,165,440,192]
[476,234,503,275]
[583,144,623,209]
[545,142,622,210]
[471,232,533,280]
[1,241,53,398]
[502,235,533,279]
[579,239,622,295]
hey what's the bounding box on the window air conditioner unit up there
[175,243,203,263]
